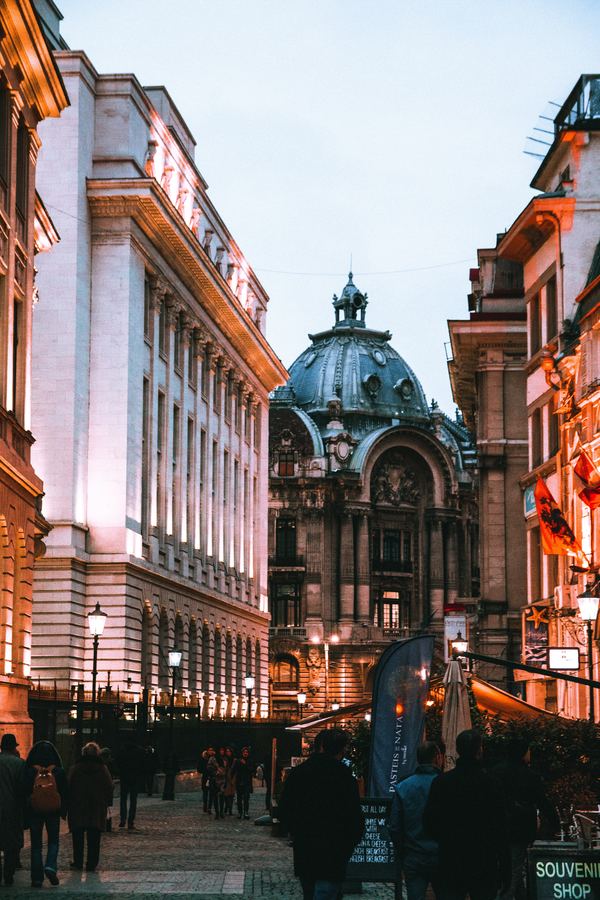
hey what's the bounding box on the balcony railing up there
[554,75,600,138]
[268,554,305,568]
[269,626,307,639]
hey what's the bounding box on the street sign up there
[528,846,600,900]
[548,647,580,671]
[346,798,395,883]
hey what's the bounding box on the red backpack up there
[31,765,61,814]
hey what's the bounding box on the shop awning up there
[286,701,370,731]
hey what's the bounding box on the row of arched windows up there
[141,605,261,696]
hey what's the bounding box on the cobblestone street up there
[11,787,395,899]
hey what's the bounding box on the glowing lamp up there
[451,631,469,656]
[297,691,306,706]
[331,699,340,711]
[364,712,371,723]
[168,649,182,669]
[310,635,320,644]
[577,590,600,622]
[395,701,404,716]
[245,673,255,692]
[330,634,339,644]
[87,602,107,637]
[540,350,556,374]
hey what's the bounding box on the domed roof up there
[277,274,430,437]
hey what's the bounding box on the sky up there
[56,0,600,412]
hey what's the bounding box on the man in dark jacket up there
[389,740,443,900]
[279,728,365,900]
[0,734,24,885]
[424,729,510,900]
[116,742,144,830]
[493,738,559,900]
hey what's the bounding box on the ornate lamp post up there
[577,589,600,723]
[310,633,339,709]
[162,649,182,801]
[297,690,306,720]
[87,602,107,737]
[450,631,469,660]
[245,673,255,723]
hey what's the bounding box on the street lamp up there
[331,699,340,712]
[245,673,255,723]
[577,588,599,723]
[162,648,182,801]
[451,631,469,659]
[297,690,306,720]
[310,633,339,708]
[87,602,107,737]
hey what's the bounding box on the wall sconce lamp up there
[540,349,561,391]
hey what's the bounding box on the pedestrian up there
[388,740,443,900]
[493,738,559,900]
[278,728,365,900]
[197,748,210,812]
[116,740,144,830]
[206,748,223,818]
[143,745,158,796]
[67,742,113,873]
[232,746,254,820]
[424,729,510,900]
[99,747,115,832]
[21,740,68,888]
[0,733,25,886]
[223,747,236,816]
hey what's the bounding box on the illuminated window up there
[272,654,299,689]
[271,583,301,627]
[374,590,410,634]
[277,450,295,477]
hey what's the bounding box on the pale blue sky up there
[57,0,600,411]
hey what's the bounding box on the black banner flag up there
[368,634,435,797]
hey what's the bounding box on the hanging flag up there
[534,477,583,558]
[573,449,600,509]
[368,635,434,797]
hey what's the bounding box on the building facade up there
[268,275,478,719]
[0,0,67,747]
[448,248,528,685]
[31,42,286,716]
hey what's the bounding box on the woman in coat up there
[223,748,236,816]
[67,742,113,873]
[21,740,68,888]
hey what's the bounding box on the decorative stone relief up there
[144,140,158,177]
[306,646,322,693]
[371,451,420,505]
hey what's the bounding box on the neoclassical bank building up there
[268,276,478,718]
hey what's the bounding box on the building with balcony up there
[30,23,287,718]
[0,0,68,748]
[448,248,528,686]
[268,274,478,718]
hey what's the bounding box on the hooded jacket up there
[68,755,114,832]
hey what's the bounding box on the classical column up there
[355,513,370,624]
[428,516,445,627]
[305,511,323,623]
[339,512,355,624]
[445,518,459,606]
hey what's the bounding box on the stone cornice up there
[87,178,288,393]
[0,0,69,121]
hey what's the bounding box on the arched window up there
[141,602,153,688]
[225,632,233,693]
[236,635,243,694]
[188,618,197,692]
[272,654,300,690]
[214,628,222,692]
[201,624,210,692]
[245,636,252,679]
[158,609,169,689]
[255,639,261,700]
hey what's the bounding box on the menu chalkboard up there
[528,847,600,900]
[346,798,396,882]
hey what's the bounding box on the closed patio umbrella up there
[441,659,472,771]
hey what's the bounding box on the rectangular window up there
[271,583,301,627]
[275,519,296,563]
[373,590,411,634]
[144,277,151,339]
[172,404,180,537]
[213,366,221,412]
[174,312,184,372]
[383,530,401,562]
[225,374,232,422]
[244,401,251,442]
[158,300,167,357]
[529,526,542,603]
[157,391,165,529]
[548,398,559,457]
[0,79,10,204]
[188,338,196,387]
[545,275,558,341]
[187,416,194,545]
[11,298,20,418]
[531,407,542,468]
[141,377,150,537]
[529,291,541,356]
[200,428,206,549]
[277,450,295,477]
[15,119,28,240]
[235,389,242,433]
[201,351,209,398]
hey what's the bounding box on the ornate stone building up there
[0,0,68,747]
[268,275,478,718]
[30,28,286,716]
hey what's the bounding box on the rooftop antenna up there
[523,100,560,160]
[349,253,353,276]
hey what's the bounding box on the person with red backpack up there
[21,741,68,888]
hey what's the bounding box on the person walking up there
[389,740,443,900]
[116,741,144,830]
[197,748,210,813]
[21,740,68,888]
[424,729,510,900]
[278,728,365,900]
[67,742,113,873]
[0,734,25,886]
[232,747,254,820]
[493,738,559,900]
[223,748,236,816]
[206,749,223,818]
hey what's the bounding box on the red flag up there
[573,449,600,509]
[534,477,583,557]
